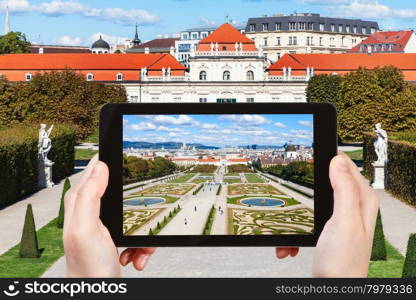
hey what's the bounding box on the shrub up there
[402,233,416,278]
[19,204,40,258]
[216,184,222,195]
[371,210,387,261]
[149,228,154,235]
[0,124,75,208]
[362,133,377,181]
[57,178,71,228]
[306,73,341,108]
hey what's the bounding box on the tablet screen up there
[122,114,314,236]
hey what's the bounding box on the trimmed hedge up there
[402,233,416,278]
[363,131,416,207]
[202,205,216,235]
[0,124,75,208]
[371,210,387,261]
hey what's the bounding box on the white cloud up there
[274,122,286,128]
[87,32,130,47]
[153,115,194,125]
[53,35,82,46]
[220,114,271,125]
[298,120,313,127]
[0,0,159,25]
[129,122,157,131]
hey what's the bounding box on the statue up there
[374,123,388,165]
[38,124,54,188]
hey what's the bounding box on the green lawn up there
[344,149,363,162]
[75,148,98,160]
[225,173,240,176]
[192,178,210,183]
[368,241,405,278]
[245,173,265,183]
[223,178,242,184]
[169,173,195,183]
[0,218,64,278]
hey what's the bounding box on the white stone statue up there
[374,123,388,165]
[38,124,54,188]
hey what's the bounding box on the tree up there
[337,66,416,142]
[0,32,31,54]
[371,209,387,261]
[114,49,122,54]
[19,204,40,258]
[57,178,71,228]
[306,74,341,108]
[402,233,416,278]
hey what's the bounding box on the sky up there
[123,114,314,147]
[1,0,416,47]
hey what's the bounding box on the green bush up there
[402,233,416,278]
[57,178,71,228]
[362,133,377,181]
[306,73,341,108]
[216,184,222,195]
[193,184,203,195]
[19,204,40,258]
[0,124,75,208]
[371,210,387,261]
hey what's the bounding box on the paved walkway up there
[376,189,416,255]
[0,170,85,254]
[43,247,314,278]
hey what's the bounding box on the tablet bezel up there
[100,103,337,247]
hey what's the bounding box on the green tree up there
[371,209,387,261]
[0,32,31,54]
[19,204,40,258]
[57,178,71,228]
[306,74,341,108]
[402,233,416,278]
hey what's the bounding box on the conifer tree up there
[402,233,416,278]
[57,178,71,228]
[371,209,387,261]
[19,204,40,258]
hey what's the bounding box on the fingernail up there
[337,155,349,173]
[141,254,150,268]
[90,162,102,178]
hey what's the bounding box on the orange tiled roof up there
[199,23,254,44]
[228,158,249,162]
[349,30,414,53]
[198,158,220,162]
[0,53,187,70]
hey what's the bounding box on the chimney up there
[145,47,149,54]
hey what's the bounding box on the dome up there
[285,144,297,152]
[92,35,110,50]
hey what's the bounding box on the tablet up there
[99,103,337,247]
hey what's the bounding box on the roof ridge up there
[146,54,167,69]
[288,54,307,68]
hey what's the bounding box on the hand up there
[276,153,379,278]
[63,156,155,277]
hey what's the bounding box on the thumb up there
[72,161,109,231]
[329,155,361,225]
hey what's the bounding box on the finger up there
[290,248,299,257]
[72,161,109,232]
[329,155,362,226]
[119,248,136,266]
[132,250,151,271]
[339,152,379,234]
[275,248,291,259]
[64,155,99,226]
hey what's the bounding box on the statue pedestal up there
[38,158,54,189]
[372,162,385,189]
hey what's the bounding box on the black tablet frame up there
[100,103,337,247]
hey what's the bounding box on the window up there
[359,45,364,52]
[373,44,378,51]
[275,22,281,31]
[199,98,207,103]
[151,96,160,102]
[346,25,350,33]
[129,95,138,102]
[201,32,208,38]
[116,73,123,81]
[191,33,198,39]
[222,45,227,51]
[388,43,394,51]
[86,73,94,81]
[289,36,293,45]
[319,23,325,31]
[341,36,345,47]
[289,22,296,30]
[223,71,230,81]
[246,98,254,103]
[288,36,297,45]
[263,37,268,46]
[371,27,376,34]
[277,52,281,60]
[199,70,207,81]
[362,27,366,34]
[276,37,281,46]
[352,38,357,45]
[173,97,181,102]
[299,22,306,30]
[293,36,297,45]
[319,37,323,46]
[307,22,313,30]
[262,23,268,31]
[353,25,357,33]
[381,44,386,51]
[330,37,335,46]
[307,36,313,45]
[25,73,32,81]
[331,24,335,32]
[246,71,254,81]
[181,33,189,40]
[249,24,256,31]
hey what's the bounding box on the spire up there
[132,22,141,46]
[5,5,10,34]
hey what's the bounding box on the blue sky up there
[123,114,313,147]
[1,0,416,46]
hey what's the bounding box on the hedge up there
[363,131,416,207]
[0,124,75,208]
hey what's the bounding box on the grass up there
[223,178,242,184]
[192,179,209,183]
[199,173,214,176]
[75,148,98,160]
[245,173,265,183]
[368,241,405,278]
[225,173,240,176]
[344,149,363,163]
[0,218,64,278]
[169,173,195,183]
